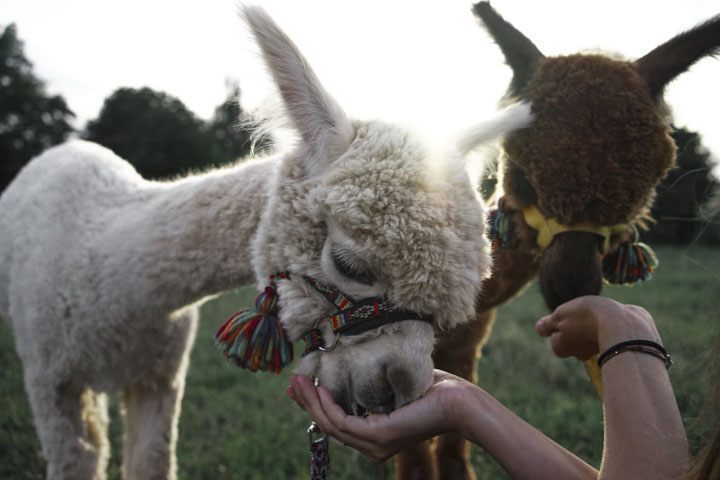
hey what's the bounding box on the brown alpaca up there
[394,3,720,479]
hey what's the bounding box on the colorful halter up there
[214,271,433,374]
[522,205,627,255]
[299,275,433,355]
[487,201,658,285]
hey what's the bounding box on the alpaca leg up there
[82,391,111,476]
[122,309,196,480]
[24,375,110,480]
[432,309,497,480]
[122,377,185,480]
[393,440,439,480]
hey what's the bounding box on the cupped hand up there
[286,370,469,463]
[535,296,662,361]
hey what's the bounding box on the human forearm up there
[537,297,690,479]
[288,371,599,476]
[599,352,689,479]
[457,382,598,480]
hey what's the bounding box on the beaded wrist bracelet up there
[597,339,673,369]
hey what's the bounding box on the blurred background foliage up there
[0,24,75,192]
[1,23,263,186]
[84,85,241,180]
[644,127,720,245]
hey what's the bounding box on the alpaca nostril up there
[373,393,396,414]
[386,364,416,405]
[356,373,397,415]
[357,391,395,415]
[355,402,370,417]
[354,362,426,415]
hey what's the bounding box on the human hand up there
[286,370,469,463]
[535,296,662,361]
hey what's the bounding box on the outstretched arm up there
[288,296,689,479]
[287,371,597,479]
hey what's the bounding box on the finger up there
[316,386,381,440]
[317,386,351,424]
[290,378,399,463]
[288,376,327,422]
[318,387,397,462]
[287,375,306,407]
[548,331,574,358]
[535,315,555,336]
[289,377,361,444]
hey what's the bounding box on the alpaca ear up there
[241,6,355,175]
[455,101,534,157]
[635,15,720,99]
[472,2,545,97]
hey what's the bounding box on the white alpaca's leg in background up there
[23,372,110,480]
[122,380,184,480]
[82,391,111,477]
[122,308,197,480]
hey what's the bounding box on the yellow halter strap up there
[522,205,627,254]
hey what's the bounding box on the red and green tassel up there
[602,226,658,285]
[487,207,515,249]
[214,274,294,374]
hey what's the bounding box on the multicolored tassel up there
[487,207,515,249]
[214,275,294,374]
[602,226,659,285]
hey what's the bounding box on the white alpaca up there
[0,7,532,480]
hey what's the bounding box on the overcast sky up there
[3,0,719,175]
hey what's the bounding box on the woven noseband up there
[522,205,627,254]
[296,274,433,355]
[486,201,658,286]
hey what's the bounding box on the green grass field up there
[1,246,718,479]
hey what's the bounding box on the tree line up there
[1,23,718,244]
[0,23,262,189]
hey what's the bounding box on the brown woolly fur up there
[402,4,720,480]
[504,54,676,225]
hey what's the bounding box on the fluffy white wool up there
[0,139,271,478]
[0,6,532,479]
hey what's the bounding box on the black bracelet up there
[597,340,672,369]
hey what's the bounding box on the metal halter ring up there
[318,332,340,352]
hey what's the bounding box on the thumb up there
[536,314,555,337]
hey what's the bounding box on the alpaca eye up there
[331,247,375,285]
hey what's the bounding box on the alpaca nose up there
[386,364,415,407]
[539,232,603,310]
[373,397,396,415]
[358,375,396,415]
[360,392,396,415]
[356,363,416,415]
[377,374,401,414]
